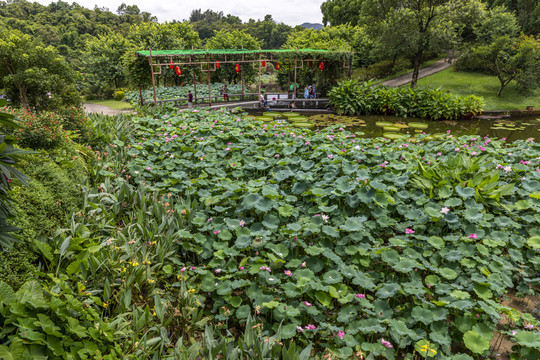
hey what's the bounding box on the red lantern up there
[175,66,181,76]
[235,64,240,73]
[169,60,174,70]
[216,60,221,69]
[262,60,266,68]
[319,62,324,71]
[275,62,281,70]
[309,61,313,68]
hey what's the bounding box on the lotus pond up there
[250,112,540,142]
[119,107,540,358]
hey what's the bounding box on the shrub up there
[12,110,67,150]
[454,51,494,74]
[56,107,92,143]
[328,79,485,120]
[114,90,125,101]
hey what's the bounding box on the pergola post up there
[148,48,157,106]
[206,52,211,106]
[258,48,262,97]
[288,60,291,99]
[192,64,197,104]
[293,57,298,100]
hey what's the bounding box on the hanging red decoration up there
[175,66,181,76]
[235,64,240,73]
[216,60,221,69]
[309,60,313,68]
[169,59,174,70]
[262,60,266,68]
[275,62,281,70]
[319,62,324,71]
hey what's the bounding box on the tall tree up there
[474,35,540,96]
[0,27,79,109]
[83,33,133,96]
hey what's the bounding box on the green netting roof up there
[136,48,351,57]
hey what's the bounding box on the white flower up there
[321,214,329,223]
[440,207,450,214]
[504,166,512,173]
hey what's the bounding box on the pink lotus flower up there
[239,220,245,227]
[337,330,345,339]
[301,261,306,268]
[303,301,312,307]
[214,230,219,235]
[355,293,365,298]
[405,228,415,234]
[381,338,393,348]
[180,267,186,272]
[305,324,317,330]
[191,266,196,270]
[468,233,478,239]
[239,266,244,271]
[284,270,292,277]
[328,154,333,159]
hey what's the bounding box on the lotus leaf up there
[463,331,490,354]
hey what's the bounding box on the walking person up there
[259,92,267,108]
[223,85,229,102]
[188,90,193,108]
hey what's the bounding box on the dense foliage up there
[124,83,244,105]
[1,106,539,358]
[329,80,484,120]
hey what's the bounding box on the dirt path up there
[380,59,452,87]
[83,103,135,116]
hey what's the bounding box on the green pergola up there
[136,48,353,106]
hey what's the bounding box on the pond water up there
[247,111,540,141]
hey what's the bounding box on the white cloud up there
[31,0,325,26]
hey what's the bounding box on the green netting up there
[136,48,350,57]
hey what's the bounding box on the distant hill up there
[300,22,323,30]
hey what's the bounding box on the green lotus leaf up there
[389,319,418,340]
[409,122,428,129]
[411,306,434,325]
[375,283,400,298]
[439,267,458,280]
[323,270,343,284]
[456,186,476,198]
[450,290,471,299]
[515,331,540,347]
[340,216,367,232]
[463,330,490,354]
[394,258,418,273]
[315,291,332,307]
[428,236,445,250]
[425,275,440,286]
[381,249,400,264]
[236,305,250,319]
[281,323,298,339]
[337,305,358,323]
[527,236,540,249]
[473,284,493,300]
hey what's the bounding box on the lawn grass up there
[414,67,540,111]
[85,99,134,110]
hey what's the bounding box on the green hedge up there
[329,79,485,120]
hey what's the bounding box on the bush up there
[114,90,125,101]
[56,107,92,143]
[11,110,67,150]
[328,79,484,120]
[454,52,494,74]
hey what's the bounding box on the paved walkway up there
[83,103,135,116]
[380,59,452,87]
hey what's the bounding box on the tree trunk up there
[138,85,144,106]
[410,51,423,88]
[19,84,28,109]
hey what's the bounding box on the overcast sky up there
[32,0,325,26]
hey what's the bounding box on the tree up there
[0,27,79,109]
[474,35,540,96]
[321,0,364,26]
[82,33,133,97]
[362,0,452,88]
[206,29,261,84]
